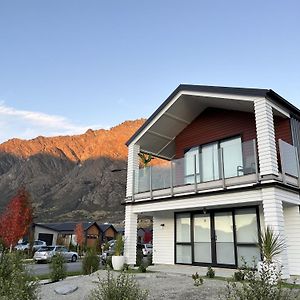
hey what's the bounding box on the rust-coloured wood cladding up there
[274,116,292,145]
[175,108,257,158]
[86,224,100,247]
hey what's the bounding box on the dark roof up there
[126,84,300,146]
[34,222,100,234]
[97,223,117,233]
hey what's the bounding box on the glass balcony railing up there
[135,139,258,195]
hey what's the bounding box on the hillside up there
[0,119,145,223]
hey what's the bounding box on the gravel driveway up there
[40,270,227,300]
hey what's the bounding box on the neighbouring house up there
[34,222,117,248]
[124,84,300,278]
[97,223,118,242]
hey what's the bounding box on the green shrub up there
[0,251,40,300]
[50,253,67,282]
[136,248,143,267]
[83,247,100,275]
[105,256,113,270]
[206,266,215,278]
[122,263,131,272]
[89,271,148,300]
[192,272,204,286]
[233,269,245,281]
[223,260,299,300]
[114,235,124,256]
[138,265,147,273]
[147,254,153,266]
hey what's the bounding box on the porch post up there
[124,205,138,265]
[254,97,279,176]
[261,187,290,278]
[126,144,140,199]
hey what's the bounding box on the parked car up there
[142,243,153,256]
[100,243,116,264]
[33,245,78,263]
[15,240,46,251]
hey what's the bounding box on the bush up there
[83,247,100,275]
[121,263,131,272]
[206,266,215,278]
[89,271,148,300]
[50,253,67,282]
[0,251,40,300]
[105,256,113,270]
[192,272,204,286]
[138,265,147,273]
[147,254,153,266]
[136,248,143,267]
[233,269,245,282]
[223,260,299,300]
[114,235,124,256]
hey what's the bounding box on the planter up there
[112,255,125,271]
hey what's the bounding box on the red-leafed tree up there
[74,222,85,257]
[0,188,33,251]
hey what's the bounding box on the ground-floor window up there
[175,207,261,268]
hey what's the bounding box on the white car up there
[142,243,153,256]
[33,245,78,263]
[15,240,46,251]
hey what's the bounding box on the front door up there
[193,211,235,266]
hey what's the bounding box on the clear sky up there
[0,0,299,142]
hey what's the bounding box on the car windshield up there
[146,244,153,248]
[38,246,54,252]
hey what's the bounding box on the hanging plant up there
[138,153,153,167]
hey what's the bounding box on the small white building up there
[124,84,300,278]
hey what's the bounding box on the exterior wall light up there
[160,224,165,229]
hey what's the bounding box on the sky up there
[0,0,299,143]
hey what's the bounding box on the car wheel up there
[71,255,77,262]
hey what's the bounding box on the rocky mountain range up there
[0,119,145,224]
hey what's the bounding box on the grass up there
[35,270,83,281]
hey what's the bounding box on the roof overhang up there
[127,85,296,160]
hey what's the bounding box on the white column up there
[124,205,138,265]
[254,97,279,176]
[262,187,290,278]
[126,144,140,198]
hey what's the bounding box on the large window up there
[184,136,243,184]
[176,213,192,263]
[235,208,260,266]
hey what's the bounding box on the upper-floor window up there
[184,136,242,183]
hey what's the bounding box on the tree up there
[74,222,85,256]
[0,188,33,251]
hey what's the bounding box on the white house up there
[124,84,300,278]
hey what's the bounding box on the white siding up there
[124,205,138,265]
[34,226,58,245]
[153,212,174,264]
[126,144,140,198]
[254,97,279,176]
[262,187,290,278]
[130,189,262,214]
[284,205,300,275]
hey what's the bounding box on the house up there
[34,222,117,247]
[97,223,118,242]
[124,84,300,278]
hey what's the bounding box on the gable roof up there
[126,84,299,159]
[97,223,117,233]
[34,222,100,234]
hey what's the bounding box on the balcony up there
[132,139,260,201]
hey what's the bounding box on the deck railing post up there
[220,148,226,189]
[194,154,197,193]
[294,146,300,188]
[149,166,153,199]
[170,161,174,197]
[253,139,259,183]
[278,140,287,184]
[132,170,135,202]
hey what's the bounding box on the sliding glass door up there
[184,136,242,185]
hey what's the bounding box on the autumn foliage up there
[0,188,33,250]
[74,222,85,256]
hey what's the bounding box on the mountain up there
[0,119,145,223]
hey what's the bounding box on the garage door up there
[38,233,53,245]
